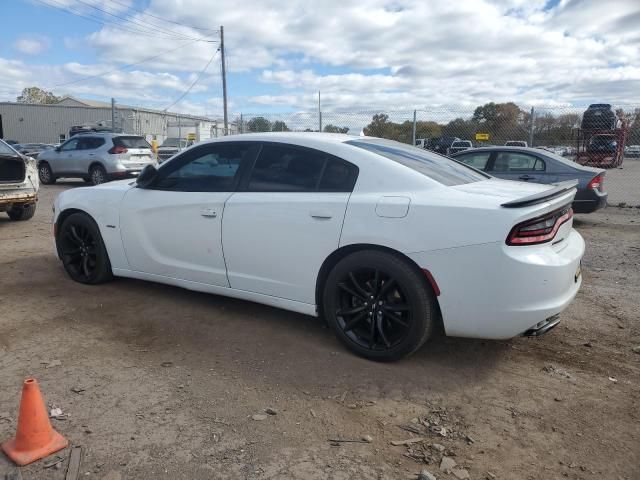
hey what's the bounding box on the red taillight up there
[588,174,604,191]
[108,145,128,154]
[506,206,573,246]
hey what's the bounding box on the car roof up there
[70,132,143,138]
[204,132,357,145]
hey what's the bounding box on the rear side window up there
[456,152,491,170]
[77,137,105,150]
[492,153,545,172]
[247,144,358,192]
[346,139,488,186]
[114,136,151,149]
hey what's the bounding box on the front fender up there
[54,185,131,270]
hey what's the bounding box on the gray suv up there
[37,133,156,185]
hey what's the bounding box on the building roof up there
[0,97,217,123]
[57,96,114,108]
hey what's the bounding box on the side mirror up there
[136,164,158,188]
[55,146,61,152]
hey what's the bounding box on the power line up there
[163,48,220,112]
[33,0,215,41]
[106,0,219,33]
[54,39,199,87]
[73,0,216,42]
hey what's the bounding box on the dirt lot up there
[1,182,639,480]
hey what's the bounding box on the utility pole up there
[220,26,228,135]
[318,91,322,132]
[529,106,535,147]
[111,98,116,133]
[412,110,417,146]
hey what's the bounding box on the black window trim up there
[237,141,359,193]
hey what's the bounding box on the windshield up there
[0,140,19,156]
[346,138,489,186]
[161,138,187,148]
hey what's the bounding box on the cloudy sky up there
[1,0,638,117]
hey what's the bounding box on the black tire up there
[38,162,56,184]
[7,203,36,221]
[323,250,436,361]
[89,164,107,185]
[57,212,113,284]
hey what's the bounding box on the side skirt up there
[112,268,318,317]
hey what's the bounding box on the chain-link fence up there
[233,104,640,206]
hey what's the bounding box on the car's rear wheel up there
[7,203,36,221]
[323,250,436,361]
[38,162,56,184]
[89,165,107,185]
[57,213,112,284]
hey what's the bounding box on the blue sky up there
[1,0,638,118]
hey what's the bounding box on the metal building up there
[0,97,235,144]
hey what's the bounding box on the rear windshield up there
[346,138,489,186]
[114,136,151,149]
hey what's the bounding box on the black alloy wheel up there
[57,213,112,284]
[323,250,435,361]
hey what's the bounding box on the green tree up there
[246,116,272,132]
[363,113,395,139]
[16,86,60,104]
[323,124,349,134]
[271,120,290,132]
[472,102,527,144]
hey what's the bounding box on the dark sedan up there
[451,146,607,213]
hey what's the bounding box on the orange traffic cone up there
[1,378,68,465]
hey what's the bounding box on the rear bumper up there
[573,189,607,213]
[0,190,37,209]
[407,229,584,339]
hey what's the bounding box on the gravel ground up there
[604,156,640,206]
[1,182,639,480]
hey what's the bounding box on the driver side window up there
[61,138,80,151]
[152,143,259,192]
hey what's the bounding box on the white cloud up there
[4,0,640,114]
[14,36,51,55]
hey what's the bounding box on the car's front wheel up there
[323,250,436,361]
[57,212,113,284]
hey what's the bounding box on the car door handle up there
[200,208,217,218]
[310,210,332,219]
[519,175,534,180]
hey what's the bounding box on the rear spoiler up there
[501,180,578,208]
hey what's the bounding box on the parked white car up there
[52,133,584,361]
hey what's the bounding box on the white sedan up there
[53,133,584,361]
